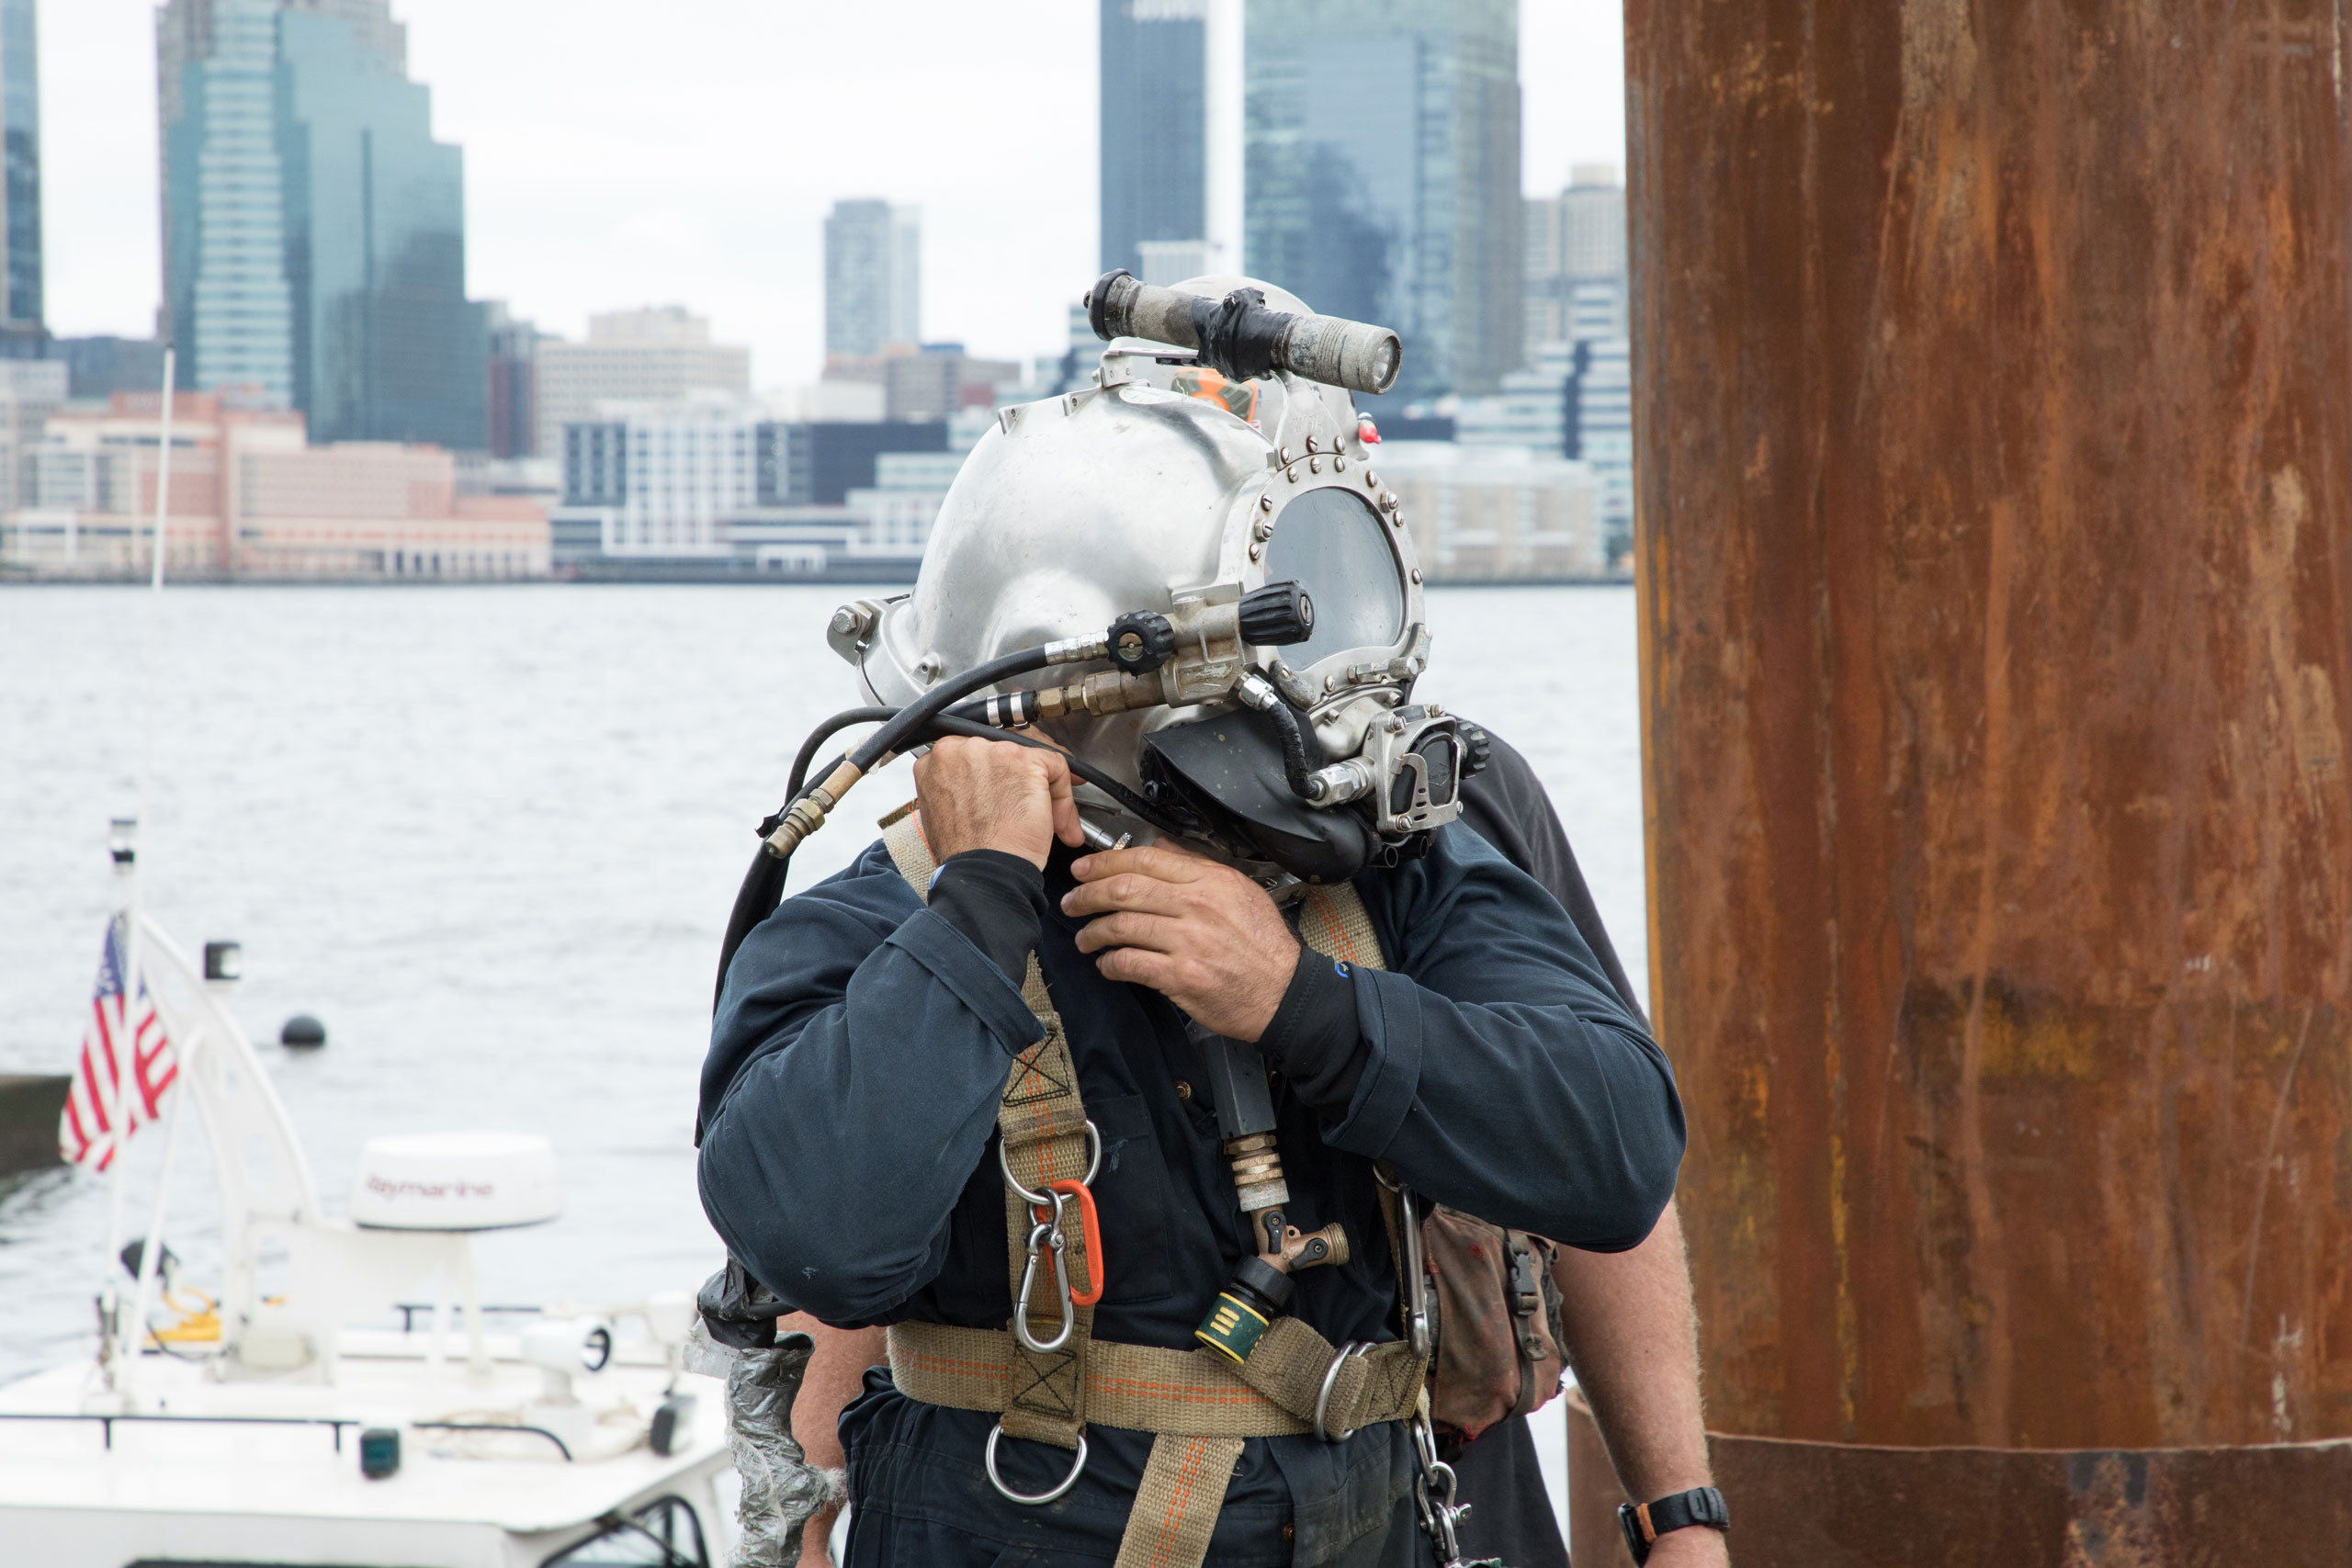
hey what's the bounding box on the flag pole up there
[101,349,175,1388]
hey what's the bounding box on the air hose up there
[713,705,1191,1010]
[718,628,1174,1009]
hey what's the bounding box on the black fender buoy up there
[280,1015,327,1049]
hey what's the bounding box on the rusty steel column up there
[1623,1,2352,1562]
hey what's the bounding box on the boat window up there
[542,1495,709,1568]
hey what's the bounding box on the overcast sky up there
[40,0,1625,384]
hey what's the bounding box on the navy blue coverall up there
[697,822,1684,1565]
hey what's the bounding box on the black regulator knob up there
[1458,721,1494,780]
[1239,580,1316,647]
[1108,610,1178,674]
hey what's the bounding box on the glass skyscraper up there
[1,0,42,353]
[1244,0,1521,400]
[160,0,484,448]
[1099,0,1207,281]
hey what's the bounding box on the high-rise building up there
[1,0,41,355]
[824,200,921,360]
[533,307,752,461]
[483,302,541,459]
[1525,164,1626,353]
[1101,0,1208,281]
[1244,0,1521,400]
[158,0,485,447]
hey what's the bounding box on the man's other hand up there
[914,736,1084,868]
[1062,844,1298,1040]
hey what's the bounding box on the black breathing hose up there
[1256,694,1318,801]
[787,706,897,801]
[717,638,1117,1009]
[713,705,1190,1010]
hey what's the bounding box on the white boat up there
[0,832,739,1567]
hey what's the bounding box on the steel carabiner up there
[1012,1208,1077,1354]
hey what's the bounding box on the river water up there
[0,581,1644,1528]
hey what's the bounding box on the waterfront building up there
[1243,0,1521,400]
[4,391,547,578]
[1,0,41,356]
[1525,165,1626,353]
[1101,0,1208,282]
[51,337,168,400]
[825,200,921,360]
[158,0,484,448]
[0,356,62,503]
[1374,440,1602,581]
[533,307,751,463]
[483,302,542,458]
[1565,335,1632,557]
[552,402,945,570]
[1454,340,1576,454]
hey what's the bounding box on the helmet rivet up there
[1305,434,1319,453]
[1258,494,1273,513]
[1308,456,1321,474]
[1365,471,1378,490]
[1278,445,1291,464]
[1335,456,1347,472]
[1380,491,1398,511]
[1248,541,1264,561]
[1409,568,1422,584]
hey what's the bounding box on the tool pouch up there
[1420,1206,1568,1441]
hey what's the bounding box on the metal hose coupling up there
[763,758,864,857]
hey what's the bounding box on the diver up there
[696,276,1690,1567]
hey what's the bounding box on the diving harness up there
[704,275,1498,1567]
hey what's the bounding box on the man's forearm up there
[1553,1200,1723,1559]
[784,1314,888,1567]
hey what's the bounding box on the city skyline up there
[39,0,1623,383]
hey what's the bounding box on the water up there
[0,582,1643,1517]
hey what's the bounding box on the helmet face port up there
[1260,487,1405,673]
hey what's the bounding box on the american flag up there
[59,916,178,1171]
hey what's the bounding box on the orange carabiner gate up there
[1035,1179,1105,1306]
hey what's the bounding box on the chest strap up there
[878,808,1420,1568]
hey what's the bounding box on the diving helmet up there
[827,276,1472,885]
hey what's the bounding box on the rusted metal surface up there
[1565,1387,2352,1568]
[1625,0,2352,1481]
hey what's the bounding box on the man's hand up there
[913,736,1084,868]
[1060,844,1298,1040]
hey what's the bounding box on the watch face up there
[1617,1502,1652,1565]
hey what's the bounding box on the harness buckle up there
[984,1421,1090,1505]
[997,1120,1102,1205]
[1313,1340,1369,1442]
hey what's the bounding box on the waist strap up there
[888,1319,1424,1438]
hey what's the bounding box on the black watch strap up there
[1616,1486,1728,1564]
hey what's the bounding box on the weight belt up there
[876,807,1422,1568]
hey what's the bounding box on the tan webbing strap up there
[888,1322,1420,1438]
[1297,883,1386,972]
[1118,1436,1248,1568]
[881,807,1097,1449]
[879,829,1423,1567]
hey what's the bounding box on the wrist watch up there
[1617,1486,1729,1563]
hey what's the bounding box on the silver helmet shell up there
[831,276,1438,849]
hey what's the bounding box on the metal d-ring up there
[985,1422,1090,1505]
[1012,1213,1077,1354]
[997,1120,1102,1206]
[1314,1340,1369,1442]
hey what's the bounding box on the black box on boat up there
[0,1075,70,1175]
